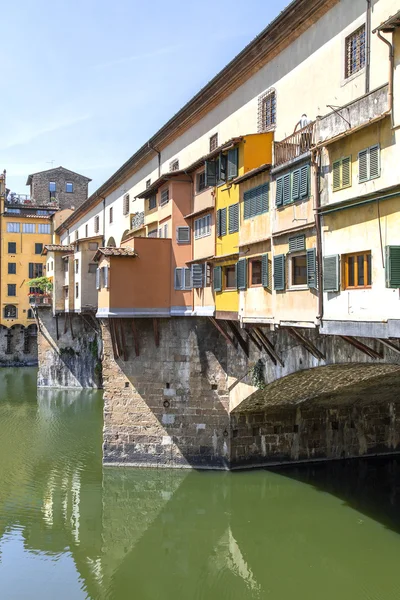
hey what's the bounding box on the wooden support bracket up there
[340,335,382,359]
[70,314,74,340]
[226,320,249,357]
[119,319,127,361]
[131,319,140,357]
[109,319,119,359]
[208,317,235,348]
[55,314,59,340]
[64,313,68,334]
[287,327,325,360]
[153,318,160,347]
[246,329,263,351]
[379,338,400,355]
[254,327,285,367]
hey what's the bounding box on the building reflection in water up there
[1,369,400,599]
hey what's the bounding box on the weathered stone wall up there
[102,318,232,468]
[30,167,89,211]
[0,324,38,366]
[37,309,102,388]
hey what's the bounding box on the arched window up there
[106,237,116,247]
[4,305,17,318]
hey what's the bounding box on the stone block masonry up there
[36,309,102,388]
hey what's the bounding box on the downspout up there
[313,149,324,322]
[374,28,394,127]
[365,0,371,94]
[102,196,106,246]
[148,143,161,177]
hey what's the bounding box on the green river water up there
[0,368,400,599]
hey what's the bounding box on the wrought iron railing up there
[131,211,145,231]
[274,122,316,167]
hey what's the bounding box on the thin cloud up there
[94,45,181,70]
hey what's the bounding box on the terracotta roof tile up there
[93,246,137,262]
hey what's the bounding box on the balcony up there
[29,293,52,307]
[274,122,316,167]
[6,193,59,209]
[131,211,145,231]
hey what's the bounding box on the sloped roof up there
[43,244,74,255]
[93,247,137,262]
[26,166,92,185]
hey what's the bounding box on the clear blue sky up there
[2,0,288,195]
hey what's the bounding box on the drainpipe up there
[102,196,106,246]
[373,28,394,127]
[148,142,161,177]
[365,0,371,94]
[313,149,324,322]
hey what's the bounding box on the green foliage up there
[251,360,265,390]
[89,337,98,359]
[27,276,53,292]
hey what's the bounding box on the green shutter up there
[369,145,380,179]
[192,264,204,288]
[255,186,263,215]
[386,246,400,288]
[306,248,317,289]
[275,177,283,207]
[236,258,247,290]
[227,148,239,180]
[229,203,239,233]
[283,173,291,205]
[274,254,285,291]
[300,164,309,198]
[205,160,217,187]
[213,266,222,292]
[220,207,227,236]
[341,156,351,187]
[243,190,251,220]
[358,149,368,182]
[323,255,340,292]
[218,153,227,182]
[288,234,306,253]
[29,263,34,278]
[216,209,221,237]
[261,183,269,213]
[261,253,269,288]
[292,169,300,201]
[332,160,341,191]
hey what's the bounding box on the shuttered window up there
[123,194,130,215]
[273,255,285,291]
[213,266,222,292]
[261,254,269,288]
[192,264,204,288]
[276,164,310,207]
[176,226,190,244]
[236,259,247,290]
[218,153,227,182]
[95,268,100,289]
[288,234,305,253]
[94,216,100,233]
[227,148,239,180]
[205,159,217,187]
[332,156,352,191]
[358,145,380,182]
[160,189,169,205]
[149,195,157,210]
[102,266,109,288]
[323,255,340,292]
[243,184,269,219]
[229,203,239,233]
[217,208,227,237]
[174,267,192,290]
[386,246,400,288]
[306,248,317,289]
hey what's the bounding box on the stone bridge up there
[96,316,400,470]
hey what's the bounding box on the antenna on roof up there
[46,160,55,168]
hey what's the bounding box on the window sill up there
[224,288,237,292]
[276,197,310,210]
[344,286,372,291]
[287,285,308,291]
[194,232,212,240]
[249,284,263,288]
[341,67,365,88]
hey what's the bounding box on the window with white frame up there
[196,171,206,193]
[194,214,211,239]
[174,267,192,290]
[66,182,74,193]
[38,224,51,234]
[7,222,20,233]
[358,145,380,182]
[23,223,35,233]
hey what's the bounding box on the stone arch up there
[121,230,130,243]
[106,237,116,247]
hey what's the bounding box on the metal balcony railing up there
[6,194,59,208]
[29,293,52,306]
[131,211,145,231]
[274,122,316,167]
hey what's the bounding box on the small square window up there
[88,263,97,274]
[343,251,372,289]
[7,284,16,296]
[35,243,43,254]
[225,266,236,290]
[66,182,73,193]
[49,182,56,192]
[146,179,151,189]
[170,159,179,172]
[8,242,16,254]
[8,263,16,275]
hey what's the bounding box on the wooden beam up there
[153,318,160,347]
[287,327,325,359]
[119,319,127,361]
[340,335,382,359]
[246,329,262,351]
[131,319,140,357]
[252,328,277,365]
[208,317,235,348]
[64,313,68,334]
[70,314,74,340]
[226,321,249,357]
[379,338,400,355]
[255,327,285,367]
[109,319,119,359]
[55,314,59,340]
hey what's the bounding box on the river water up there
[1,368,400,599]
